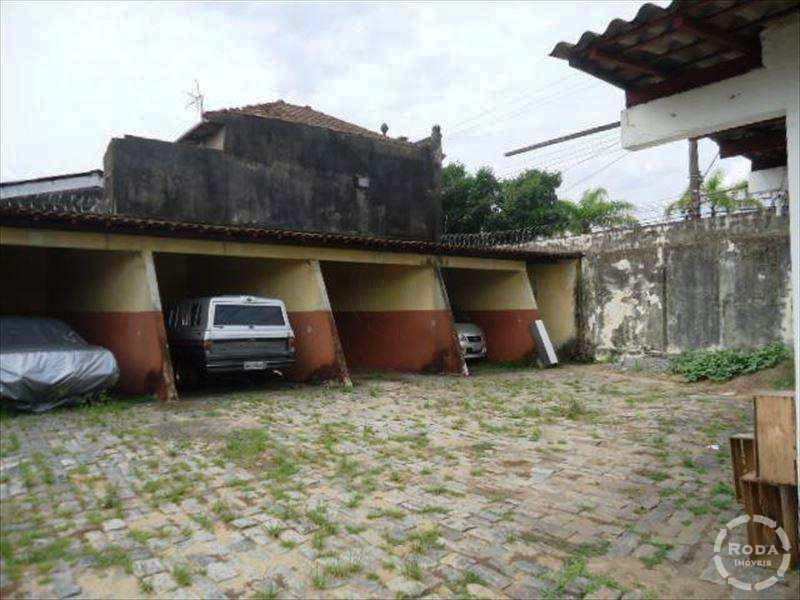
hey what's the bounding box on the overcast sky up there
[1,0,749,221]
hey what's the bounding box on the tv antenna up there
[185,80,204,117]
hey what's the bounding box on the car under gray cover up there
[0,317,119,412]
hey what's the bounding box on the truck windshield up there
[213,304,285,326]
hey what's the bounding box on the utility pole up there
[688,137,702,219]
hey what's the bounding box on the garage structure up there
[441,263,541,363]
[152,252,349,384]
[0,210,580,400]
[0,244,174,400]
[321,261,464,374]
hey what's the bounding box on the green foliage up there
[441,163,566,235]
[440,164,636,237]
[501,169,568,231]
[670,343,791,382]
[666,170,758,218]
[565,187,636,233]
[441,163,505,234]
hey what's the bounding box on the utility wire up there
[448,79,602,139]
[562,151,630,194]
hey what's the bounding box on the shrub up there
[670,343,790,382]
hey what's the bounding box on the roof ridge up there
[202,100,420,147]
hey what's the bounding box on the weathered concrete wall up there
[521,211,792,357]
[105,114,440,240]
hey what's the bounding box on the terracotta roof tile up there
[0,206,580,262]
[203,100,415,146]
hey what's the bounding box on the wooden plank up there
[779,485,799,568]
[729,432,756,502]
[754,391,797,485]
[589,47,668,78]
[672,15,760,58]
[740,472,798,569]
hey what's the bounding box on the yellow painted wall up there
[1,226,526,272]
[1,245,156,314]
[153,254,328,312]
[1,246,49,314]
[443,268,538,312]
[51,249,155,312]
[527,260,578,348]
[322,262,448,311]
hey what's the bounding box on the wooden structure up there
[730,391,799,568]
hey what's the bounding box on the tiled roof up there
[203,100,413,146]
[0,206,580,263]
[549,0,798,106]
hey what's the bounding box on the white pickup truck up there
[165,295,296,386]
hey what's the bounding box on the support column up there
[322,261,463,373]
[264,260,350,384]
[443,267,540,363]
[53,250,177,401]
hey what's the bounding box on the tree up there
[565,187,637,234]
[440,163,503,234]
[440,163,564,235]
[498,169,570,234]
[665,169,758,218]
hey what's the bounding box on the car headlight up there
[459,334,467,342]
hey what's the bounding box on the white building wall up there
[0,171,104,199]
[620,13,799,485]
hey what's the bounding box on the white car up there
[455,322,487,359]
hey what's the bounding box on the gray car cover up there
[0,317,119,412]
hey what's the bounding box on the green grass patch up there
[223,428,269,464]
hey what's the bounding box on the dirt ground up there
[0,363,797,599]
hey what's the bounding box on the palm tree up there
[666,170,759,218]
[567,187,637,234]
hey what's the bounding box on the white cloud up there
[1,0,753,216]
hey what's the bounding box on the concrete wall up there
[105,113,441,241]
[153,253,348,383]
[527,259,579,354]
[1,246,175,399]
[321,262,463,373]
[522,211,792,357]
[442,267,540,362]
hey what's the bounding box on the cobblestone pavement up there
[1,364,797,599]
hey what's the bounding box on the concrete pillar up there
[321,262,464,373]
[51,249,177,401]
[152,254,349,384]
[260,260,350,384]
[443,267,540,362]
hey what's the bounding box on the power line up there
[448,79,602,139]
[562,151,630,193]
[446,69,576,131]
[497,137,621,178]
